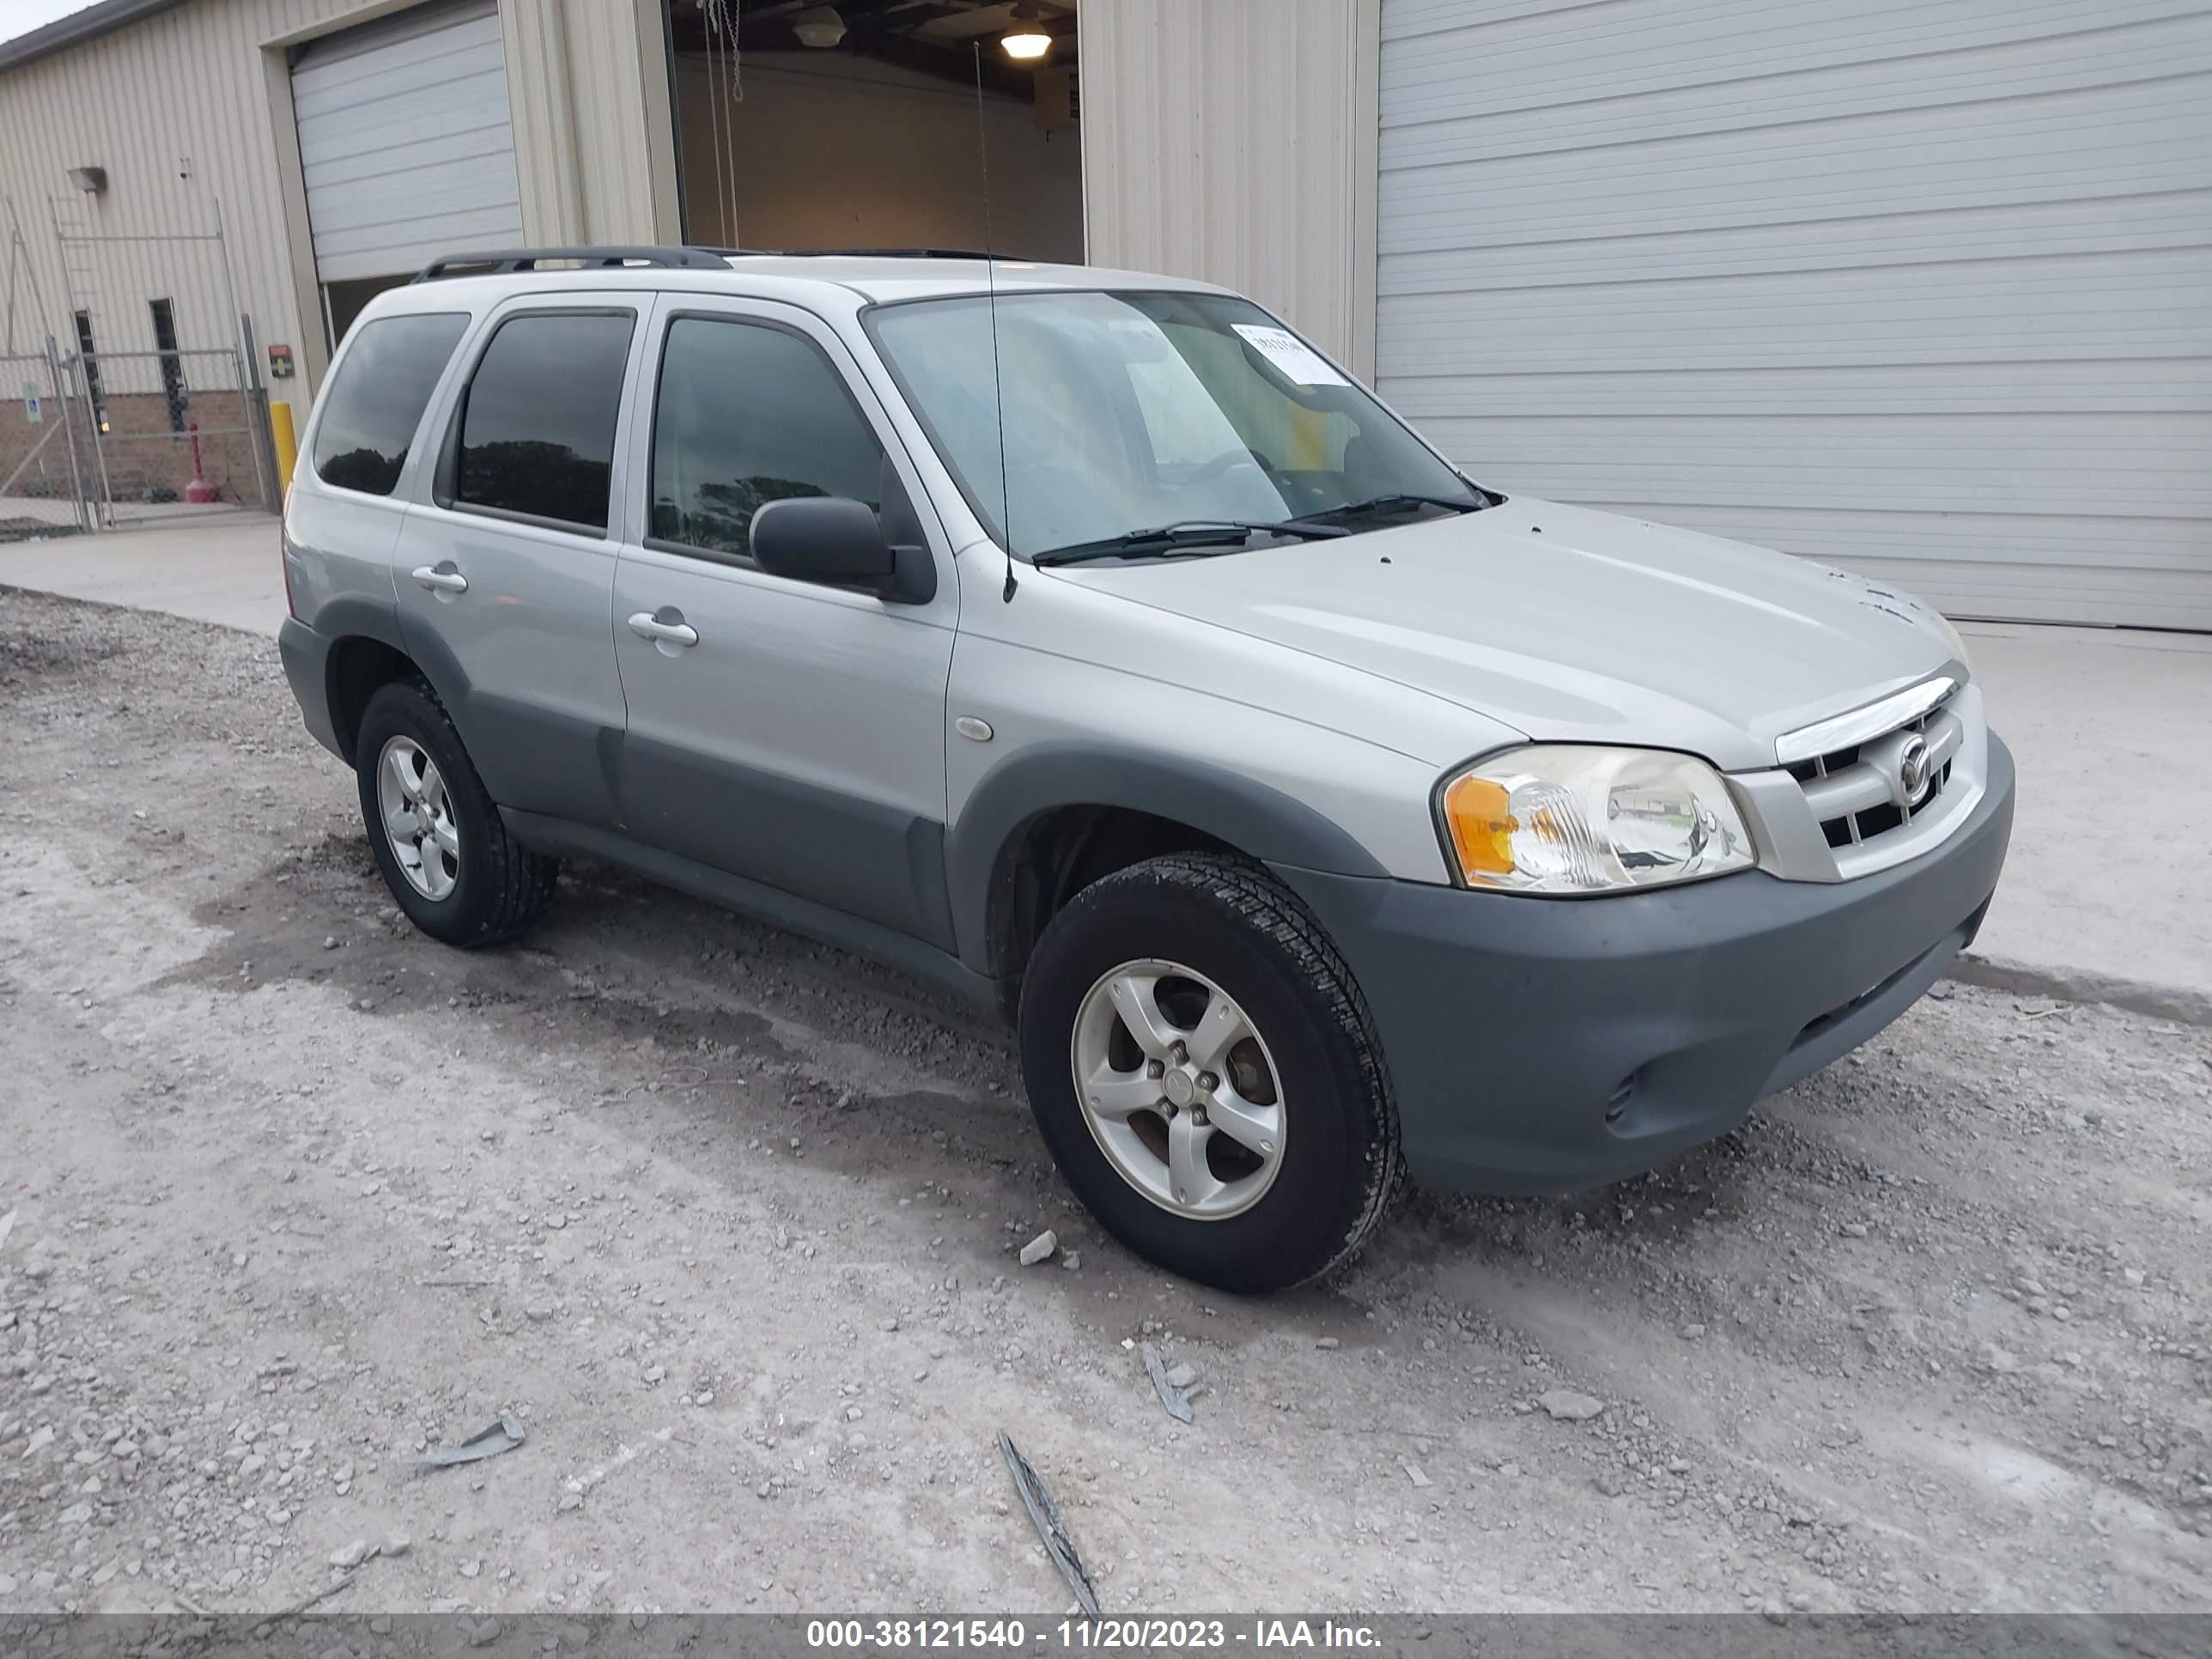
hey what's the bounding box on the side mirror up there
[750,495,934,605]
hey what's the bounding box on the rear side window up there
[311,312,469,496]
[454,311,635,532]
[648,317,883,557]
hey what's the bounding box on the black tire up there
[354,678,556,948]
[1018,853,1401,1292]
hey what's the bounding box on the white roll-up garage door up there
[291,0,523,285]
[1375,0,2212,629]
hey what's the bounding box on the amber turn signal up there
[1441,773,1517,878]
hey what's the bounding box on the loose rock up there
[1537,1389,1606,1422]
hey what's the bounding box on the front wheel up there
[1018,854,1401,1292]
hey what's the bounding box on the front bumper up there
[1276,733,2015,1196]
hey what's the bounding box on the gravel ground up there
[1,587,2208,1617]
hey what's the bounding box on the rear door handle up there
[627,610,699,647]
[411,563,468,595]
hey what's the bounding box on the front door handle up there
[627,609,699,648]
[411,563,468,596]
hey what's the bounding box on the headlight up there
[1437,745,1757,893]
[1930,610,1972,672]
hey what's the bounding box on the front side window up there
[648,316,884,558]
[454,311,635,532]
[311,311,469,496]
[866,290,1479,559]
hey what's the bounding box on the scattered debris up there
[326,1538,373,1570]
[271,1567,364,1620]
[1141,1343,1194,1424]
[567,1425,676,1504]
[0,1208,15,1251]
[1401,1459,1431,1489]
[1537,1389,1606,1422]
[416,1414,526,1471]
[996,1430,1100,1616]
[1018,1230,1058,1267]
[1315,1336,1340,1351]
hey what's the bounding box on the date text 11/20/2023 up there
[804,1620,1383,1650]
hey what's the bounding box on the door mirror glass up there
[750,495,897,590]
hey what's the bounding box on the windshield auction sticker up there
[1231,323,1351,387]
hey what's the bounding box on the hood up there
[1048,498,1961,771]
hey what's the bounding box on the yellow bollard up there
[270,400,299,491]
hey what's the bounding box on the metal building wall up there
[1370,0,2212,629]
[1079,0,1380,379]
[501,0,680,258]
[0,0,678,398]
[0,0,368,398]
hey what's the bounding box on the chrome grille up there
[1784,692,1963,851]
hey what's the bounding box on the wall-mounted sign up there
[21,382,40,422]
[268,343,295,380]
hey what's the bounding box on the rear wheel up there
[355,679,556,947]
[1018,854,1401,1292]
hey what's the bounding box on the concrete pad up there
[1,498,88,528]
[1960,620,2212,1018]
[0,513,286,635]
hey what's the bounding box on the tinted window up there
[311,312,469,496]
[649,318,883,557]
[455,312,635,531]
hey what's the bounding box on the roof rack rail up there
[783,247,1000,260]
[410,246,732,283]
[698,246,1000,262]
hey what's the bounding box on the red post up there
[185,417,217,503]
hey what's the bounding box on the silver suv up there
[280,246,2014,1292]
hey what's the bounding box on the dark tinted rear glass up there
[311,312,469,496]
[455,312,635,532]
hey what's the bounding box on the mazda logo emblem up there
[1897,734,1933,807]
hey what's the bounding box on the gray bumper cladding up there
[1279,735,2017,1196]
[278,617,345,761]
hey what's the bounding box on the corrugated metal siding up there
[500,0,679,250]
[0,0,371,392]
[1082,0,1380,377]
[0,0,678,396]
[1375,0,2212,629]
[293,1,522,282]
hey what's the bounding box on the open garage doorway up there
[667,1,1082,262]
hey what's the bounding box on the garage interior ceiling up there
[668,0,1077,98]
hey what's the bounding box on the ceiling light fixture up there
[1000,1,1050,61]
[792,4,846,48]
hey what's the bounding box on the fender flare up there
[301,595,474,762]
[945,742,1389,972]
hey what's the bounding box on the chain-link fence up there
[0,339,89,539]
[67,342,271,525]
[44,200,279,527]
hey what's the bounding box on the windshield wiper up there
[1031,519,1349,568]
[1293,491,1486,526]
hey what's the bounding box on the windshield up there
[866,290,1481,560]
